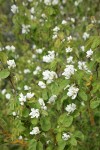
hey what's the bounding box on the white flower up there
[78,61,87,70]
[62,65,76,79]
[52,0,59,5]
[38,98,47,110]
[67,35,72,41]
[67,56,74,63]
[7,59,16,69]
[5,45,15,52]
[53,26,60,32]
[12,112,17,116]
[29,108,40,118]
[26,92,35,99]
[36,48,43,54]
[80,46,85,52]
[42,70,57,84]
[38,81,46,89]
[74,1,79,6]
[52,34,57,40]
[43,51,55,63]
[1,89,6,95]
[65,47,73,53]
[78,61,91,72]
[44,0,59,5]
[5,45,11,51]
[86,49,93,58]
[44,0,51,5]
[70,18,75,23]
[48,95,57,104]
[65,103,76,114]
[19,93,26,105]
[24,69,31,74]
[32,54,36,59]
[33,66,41,75]
[11,4,18,14]
[67,84,79,99]
[41,13,46,18]
[28,0,33,2]
[83,32,89,40]
[18,136,23,140]
[62,20,67,25]
[62,133,70,141]
[30,7,35,14]
[30,127,40,135]
[6,93,11,100]
[22,24,30,34]
[24,85,31,91]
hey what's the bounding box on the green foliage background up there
[0,0,100,150]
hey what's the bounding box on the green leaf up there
[31,118,38,125]
[40,116,51,131]
[22,108,29,117]
[70,137,77,146]
[0,69,10,79]
[90,100,100,109]
[46,146,53,150]
[57,140,67,150]
[74,131,84,141]
[36,141,43,150]
[42,89,48,100]
[58,113,73,127]
[56,133,67,150]
[0,52,8,64]
[86,36,100,49]
[78,90,87,101]
[28,139,37,150]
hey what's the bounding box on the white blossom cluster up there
[80,46,85,52]
[78,61,91,73]
[52,26,60,39]
[65,46,73,53]
[1,89,11,100]
[19,93,26,105]
[86,49,93,58]
[43,51,55,63]
[36,48,44,54]
[62,133,70,141]
[24,85,31,91]
[33,66,41,75]
[67,35,73,41]
[38,98,47,110]
[24,69,31,74]
[62,65,77,79]
[67,56,74,64]
[62,20,67,25]
[11,4,19,14]
[67,84,79,99]
[5,45,15,52]
[42,70,58,84]
[83,32,89,40]
[6,93,11,100]
[38,81,46,89]
[7,59,16,69]
[30,127,40,135]
[19,92,34,105]
[28,0,33,2]
[29,108,40,118]
[74,0,83,6]
[22,24,30,34]
[47,95,57,104]
[26,92,35,99]
[65,103,76,114]
[44,0,59,6]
